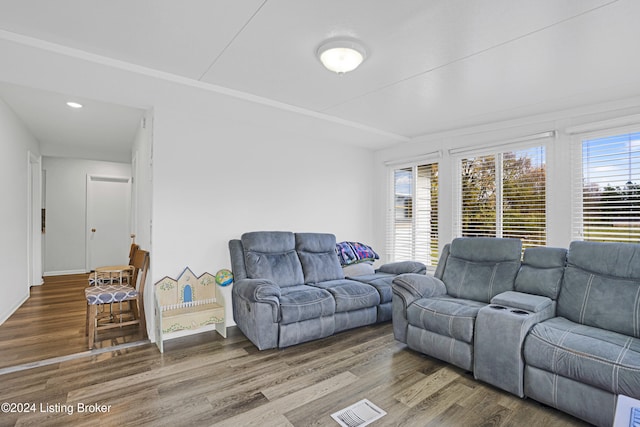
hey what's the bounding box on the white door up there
[86,175,132,271]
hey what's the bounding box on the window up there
[458,146,546,248]
[573,131,640,242]
[388,162,439,267]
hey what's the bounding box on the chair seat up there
[85,248,149,349]
[279,285,335,324]
[524,317,640,398]
[407,296,486,343]
[85,285,138,305]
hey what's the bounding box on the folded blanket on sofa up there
[335,241,379,266]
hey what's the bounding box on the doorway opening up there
[0,84,153,370]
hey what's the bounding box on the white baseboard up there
[43,269,86,277]
[0,293,29,326]
[31,278,45,286]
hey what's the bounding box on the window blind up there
[457,146,546,249]
[572,131,640,242]
[387,162,439,267]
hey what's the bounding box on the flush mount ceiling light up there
[317,38,367,74]
[66,101,83,109]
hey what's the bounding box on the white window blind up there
[457,146,546,248]
[572,131,640,242]
[388,162,439,267]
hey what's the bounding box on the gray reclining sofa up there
[523,241,640,426]
[391,237,522,371]
[393,238,640,427]
[229,231,425,350]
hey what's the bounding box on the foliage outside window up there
[390,163,439,267]
[574,132,640,242]
[459,147,546,249]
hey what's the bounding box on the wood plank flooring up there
[0,320,589,426]
[0,274,144,369]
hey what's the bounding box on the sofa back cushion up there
[241,231,304,287]
[558,241,640,338]
[295,233,345,284]
[441,237,521,303]
[515,247,567,299]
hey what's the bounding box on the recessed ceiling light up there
[66,101,83,109]
[317,37,367,74]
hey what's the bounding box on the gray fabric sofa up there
[523,241,640,427]
[393,238,640,427]
[229,231,425,350]
[474,246,567,397]
[392,237,522,371]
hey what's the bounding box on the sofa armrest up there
[234,278,281,304]
[392,273,446,343]
[377,261,426,275]
[233,278,281,324]
[490,291,552,313]
[393,273,447,303]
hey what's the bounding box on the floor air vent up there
[331,399,386,427]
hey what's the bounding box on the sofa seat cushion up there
[524,317,640,398]
[279,285,335,325]
[348,272,394,303]
[311,279,380,312]
[406,296,486,344]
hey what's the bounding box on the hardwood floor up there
[0,319,589,426]
[0,274,144,369]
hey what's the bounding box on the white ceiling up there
[0,82,143,162]
[0,0,639,160]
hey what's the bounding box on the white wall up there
[131,109,154,328]
[131,110,153,254]
[42,157,131,275]
[151,103,374,332]
[373,97,640,258]
[0,97,41,324]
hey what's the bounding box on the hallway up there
[0,274,144,370]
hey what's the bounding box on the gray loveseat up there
[229,231,425,350]
[393,238,640,427]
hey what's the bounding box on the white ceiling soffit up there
[0,82,143,162]
[0,0,638,144]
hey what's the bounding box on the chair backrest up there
[129,243,140,264]
[558,241,640,338]
[438,237,522,303]
[131,249,150,294]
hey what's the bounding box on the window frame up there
[453,141,549,247]
[386,158,440,268]
[571,124,640,243]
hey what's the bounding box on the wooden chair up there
[85,249,150,349]
[128,243,139,263]
[88,243,140,286]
